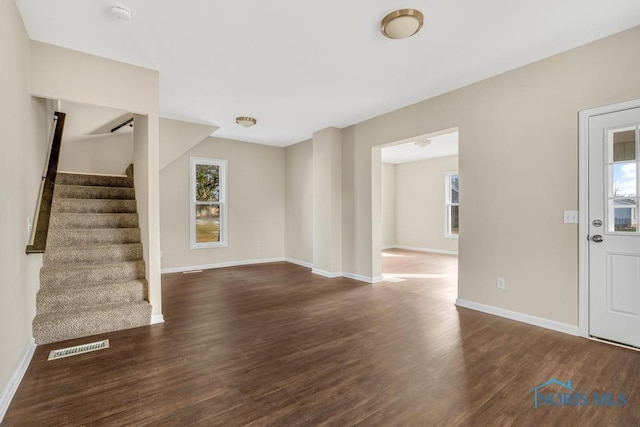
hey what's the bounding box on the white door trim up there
[578,98,640,338]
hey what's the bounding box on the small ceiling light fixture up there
[381,9,424,39]
[235,116,257,128]
[414,139,431,148]
[110,4,132,21]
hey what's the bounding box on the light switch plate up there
[563,210,579,224]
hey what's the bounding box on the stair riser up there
[47,228,141,247]
[56,173,133,188]
[52,199,137,214]
[40,261,146,288]
[37,281,147,315]
[49,213,139,229]
[54,185,135,200]
[44,244,143,266]
[33,302,151,345]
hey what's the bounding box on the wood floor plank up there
[4,249,640,425]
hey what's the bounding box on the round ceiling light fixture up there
[235,116,257,128]
[110,4,132,21]
[414,139,431,148]
[381,9,424,39]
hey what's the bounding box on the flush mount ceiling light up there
[381,9,424,39]
[414,139,431,148]
[110,4,132,21]
[235,116,257,128]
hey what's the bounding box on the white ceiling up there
[15,0,640,147]
[382,131,458,164]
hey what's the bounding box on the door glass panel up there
[611,163,637,197]
[612,129,636,162]
[609,199,638,232]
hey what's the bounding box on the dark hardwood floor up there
[4,249,640,425]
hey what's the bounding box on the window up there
[190,157,227,248]
[445,171,459,238]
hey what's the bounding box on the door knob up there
[592,235,603,243]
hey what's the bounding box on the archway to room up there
[373,128,459,303]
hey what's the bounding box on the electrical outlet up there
[255,243,261,251]
[497,277,505,290]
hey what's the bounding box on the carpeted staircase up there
[32,170,152,345]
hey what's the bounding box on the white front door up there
[589,107,640,347]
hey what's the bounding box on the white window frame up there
[444,171,459,239]
[190,157,228,249]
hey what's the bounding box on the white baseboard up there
[455,299,579,336]
[285,258,313,269]
[163,257,380,286]
[161,257,285,274]
[381,245,395,250]
[391,245,458,256]
[0,339,36,423]
[312,269,342,279]
[342,272,383,284]
[150,314,165,325]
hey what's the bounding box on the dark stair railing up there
[26,111,66,254]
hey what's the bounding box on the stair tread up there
[35,300,150,317]
[38,278,148,292]
[51,198,137,213]
[33,301,151,344]
[37,281,149,315]
[54,183,135,194]
[49,212,139,229]
[41,259,144,273]
[56,173,133,188]
[46,242,143,252]
[43,243,144,266]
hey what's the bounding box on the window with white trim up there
[445,171,459,238]
[190,157,227,249]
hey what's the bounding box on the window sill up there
[190,242,228,250]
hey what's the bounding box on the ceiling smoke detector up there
[110,5,132,21]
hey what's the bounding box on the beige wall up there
[57,102,134,175]
[284,140,313,265]
[381,163,396,247]
[58,132,133,175]
[29,41,163,317]
[0,0,49,412]
[342,26,640,326]
[159,118,217,171]
[393,156,459,253]
[160,137,285,270]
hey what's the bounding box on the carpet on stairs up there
[32,171,152,345]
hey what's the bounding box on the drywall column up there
[312,128,342,276]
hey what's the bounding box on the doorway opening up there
[374,127,459,302]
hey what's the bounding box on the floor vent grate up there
[48,339,109,361]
